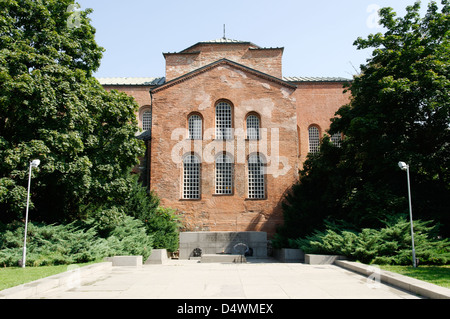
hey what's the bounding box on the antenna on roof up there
[223,24,226,39]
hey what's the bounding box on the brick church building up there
[99,38,350,237]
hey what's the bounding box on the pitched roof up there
[201,37,257,45]
[179,37,260,53]
[97,77,165,86]
[150,58,297,94]
[96,75,350,87]
[135,129,151,141]
[283,76,350,82]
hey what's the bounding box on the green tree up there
[274,137,349,248]
[124,178,181,252]
[278,1,450,244]
[331,0,450,234]
[0,0,145,223]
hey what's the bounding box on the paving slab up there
[2,259,429,299]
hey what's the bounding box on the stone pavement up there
[1,258,433,299]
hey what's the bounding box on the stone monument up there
[178,231,267,260]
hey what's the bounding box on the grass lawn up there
[379,265,450,288]
[0,262,97,291]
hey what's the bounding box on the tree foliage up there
[0,0,145,223]
[277,1,450,245]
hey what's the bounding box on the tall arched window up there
[183,154,200,199]
[215,101,232,140]
[188,114,202,140]
[142,111,152,131]
[248,154,265,199]
[246,114,260,140]
[308,126,320,154]
[215,154,233,195]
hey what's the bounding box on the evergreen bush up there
[289,217,450,265]
[0,216,153,267]
[104,215,153,261]
[124,178,181,252]
[143,207,181,252]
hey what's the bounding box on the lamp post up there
[398,161,417,268]
[22,159,40,268]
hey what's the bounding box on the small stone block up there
[305,254,346,265]
[145,249,169,264]
[108,256,143,267]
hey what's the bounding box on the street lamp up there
[398,161,417,268]
[22,159,40,268]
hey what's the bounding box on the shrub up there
[143,207,181,252]
[0,222,107,267]
[289,217,450,265]
[104,215,153,261]
[0,216,153,267]
[83,205,128,238]
[123,178,180,252]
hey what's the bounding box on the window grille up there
[331,132,342,147]
[248,154,265,199]
[215,102,232,139]
[246,115,260,140]
[308,126,320,153]
[183,155,200,199]
[215,154,233,194]
[188,115,202,139]
[142,111,152,131]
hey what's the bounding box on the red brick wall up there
[100,44,351,238]
[150,64,299,236]
[293,82,350,164]
[165,43,283,81]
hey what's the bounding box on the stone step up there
[200,254,246,263]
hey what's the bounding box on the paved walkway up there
[24,259,421,299]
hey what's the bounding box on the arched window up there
[308,126,320,154]
[215,101,232,140]
[215,154,233,195]
[182,154,200,199]
[246,114,260,140]
[188,114,202,140]
[142,111,152,131]
[248,154,265,199]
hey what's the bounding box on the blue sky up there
[76,0,436,79]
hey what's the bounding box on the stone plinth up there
[274,248,304,263]
[145,249,169,264]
